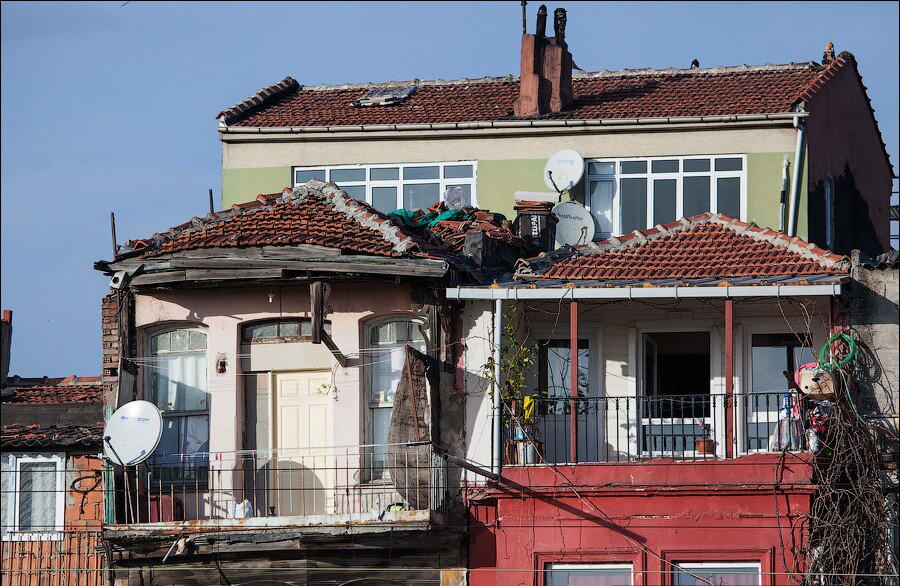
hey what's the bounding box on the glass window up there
[341,184,366,200]
[715,157,743,171]
[1,454,64,538]
[366,319,426,469]
[446,184,473,207]
[403,183,440,210]
[330,168,366,183]
[683,176,711,216]
[588,162,615,175]
[372,186,398,212]
[620,160,647,174]
[443,164,473,179]
[683,159,710,172]
[620,178,647,233]
[242,320,330,343]
[546,563,633,586]
[589,180,614,237]
[148,327,209,479]
[651,159,679,173]
[370,167,399,181]
[750,333,814,393]
[403,166,439,180]
[538,339,589,400]
[717,177,741,219]
[673,563,761,586]
[295,169,326,184]
[653,178,677,225]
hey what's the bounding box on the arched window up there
[146,326,209,479]
[365,318,426,468]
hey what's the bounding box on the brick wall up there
[101,293,121,408]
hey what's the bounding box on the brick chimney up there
[514,5,574,117]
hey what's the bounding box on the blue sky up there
[2,1,898,376]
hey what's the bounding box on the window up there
[146,327,209,483]
[747,333,814,451]
[673,562,761,585]
[824,174,835,250]
[241,319,331,344]
[585,156,745,239]
[1,453,65,540]
[545,563,633,586]
[365,318,426,470]
[536,339,592,463]
[293,162,476,213]
[538,339,590,402]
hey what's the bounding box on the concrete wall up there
[806,64,894,256]
[220,125,804,233]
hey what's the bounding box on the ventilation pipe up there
[492,299,503,475]
[787,116,807,237]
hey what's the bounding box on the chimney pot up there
[536,5,547,37]
[553,8,567,43]
[822,42,836,65]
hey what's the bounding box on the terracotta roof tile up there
[1,423,104,448]
[219,63,821,128]
[1,382,103,405]
[119,180,427,260]
[517,214,850,283]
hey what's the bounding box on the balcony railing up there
[1,530,103,586]
[502,392,801,465]
[105,442,456,527]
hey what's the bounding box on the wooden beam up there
[311,281,326,344]
[320,331,347,368]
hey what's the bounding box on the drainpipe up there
[779,156,791,232]
[787,116,807,237]
[492,299,504,476]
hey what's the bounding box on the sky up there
[1,1,898,377]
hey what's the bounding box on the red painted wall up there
[468,455,814,586]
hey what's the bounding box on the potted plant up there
[695,419,715,455]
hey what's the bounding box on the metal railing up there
[502,392,801,465]
[105,442,456,526]
[0,530,103,586]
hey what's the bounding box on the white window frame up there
[1,452,66,541]
[673,561,762,586]
[584,155,747,239]
[293,161,478,211]
[545,563,634,585]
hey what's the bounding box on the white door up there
[273,370,333,516]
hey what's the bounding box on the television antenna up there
[544,149,585,195]
[103,400,163,466]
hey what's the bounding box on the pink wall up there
[469,456,814,586]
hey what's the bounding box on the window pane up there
[717,177,741,218]
[683,176,711,216]
[403,166,439,180]
[370,167,399,181]
[189,330,206,350]
[151,352,207,411]
[370,346,405,405]
[539,340,589,399]
[340,184,366,200]
[683,159,710,172]
[653,179,677,225]
[443,164,473,179]
[372,407,393,465]
[715,157,743,171]
[620,160,647,174]
[588,162,615,175]
[1,456,13,537]
[330,168,366,183]
[372,186,398,212]
[547,564,633,586]
[278,321,299,337]
[183,416,210,454]
[18,462,57,532]
[445,184,472,208]
[151,332,169,353]
[373,321,400,344]
[247,323,277,340]
[295,169,326,184]
[651,159,679,173]
[674,564,760,586]
[403,183,440,210]
[620,177,648,233]
[171,329,189,351]
[589,181,614,236]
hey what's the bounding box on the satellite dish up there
[552,201,595,247]
[103,400,163,466]
[544,149,585,193]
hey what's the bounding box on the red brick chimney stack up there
[514,5,574,117]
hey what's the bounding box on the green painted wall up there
[222,166,292,208]
[746,151,808,239]
[476,159,551,218]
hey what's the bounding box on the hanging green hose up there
[817,332,865,424]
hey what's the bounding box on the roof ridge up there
[217,76,299,121]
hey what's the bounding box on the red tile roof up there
[218,63,823,128]
[2,378,104,448]
[120,181,426,260]
[517,214,849,282]
[1,381,103,405]
[1,423,104,448]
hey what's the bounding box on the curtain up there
[1,455,13,536]
[18,461,57,532]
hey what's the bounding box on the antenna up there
[109,212,118,258]
[103,400,163,466]
[208,188,215,215]
[521,0,527,35]
[544,149,585,195]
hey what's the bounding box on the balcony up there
[104,442,456,532]
[502,391,800,465]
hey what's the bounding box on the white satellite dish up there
[544,149,585,193]
[103,400,163,466]
[553,201,595,248]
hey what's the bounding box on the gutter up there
[447,283,842,301]
[218,112,808,136]
[787,116,807,237]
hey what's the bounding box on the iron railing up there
[0,530,103,586]
[502,392,801,464]
[105,442,456,526]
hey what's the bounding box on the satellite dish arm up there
[104,436,127,467]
